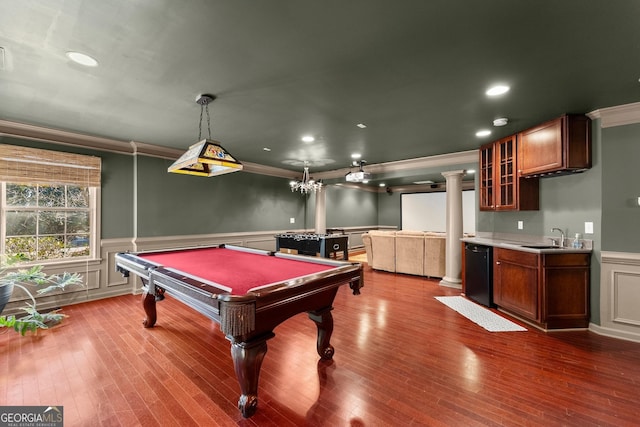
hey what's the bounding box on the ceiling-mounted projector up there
[345,160,371,182]
[345,170,372,182]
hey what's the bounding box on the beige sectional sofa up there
[362,230,446,278]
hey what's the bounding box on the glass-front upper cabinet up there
[479,135,539,211]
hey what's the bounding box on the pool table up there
[115,244,363,418]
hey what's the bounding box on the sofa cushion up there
[395,231,425,275]
[424,236,446,278]
[368,231,396,272]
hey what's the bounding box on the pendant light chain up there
[205,103,212,139]
[198,104,204,140]
[197,97,213,141]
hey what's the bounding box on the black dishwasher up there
[464,243,494,307]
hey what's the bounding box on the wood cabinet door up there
[495,135,517,210]
[519,117,563,176]
[493,249,539,321]
[540,253,590,328]
[519,115,591,176]
[479,143,494,211]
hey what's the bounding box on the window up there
[2,183,97,261]
[0,144,101,264]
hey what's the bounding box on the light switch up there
[585,221,594,234]
[517,220,523,230]
[290,217,295,224]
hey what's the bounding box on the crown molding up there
[312,150,478,181]
[0,119,134,154]
[588,101,640,128]
[241,162,301,179]
[130,140,182,158]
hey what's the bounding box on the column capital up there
[441,169,466,179]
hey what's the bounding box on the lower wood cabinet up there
[493,248,590,329]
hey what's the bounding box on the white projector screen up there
[401,190,476,234]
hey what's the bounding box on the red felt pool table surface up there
[137,246,335,295]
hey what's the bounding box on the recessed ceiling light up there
[362,180,369,184]
[66,51,98,67]
[356,123,367,128]
[466,169,476,174]
[301,135,315,142]
[476,130,491,137]
[263,147,271,152]
[379,183,385,187]
[413,180,435,185]
[486,85,510,96]
[351,153,361,159]
[493,117,508,127]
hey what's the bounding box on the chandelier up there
[290,165,322,194]
[168,94,243,177]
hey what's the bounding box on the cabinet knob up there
[496,261,501,265]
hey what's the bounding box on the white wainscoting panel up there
[594,251,640,342]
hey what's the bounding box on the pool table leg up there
[230,334,273,418]
[141,290,157,328]
[308,307,335,360]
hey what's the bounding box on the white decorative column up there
[440,170,465,288]
[314,185,326,234]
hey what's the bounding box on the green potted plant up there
[0,255,83,335]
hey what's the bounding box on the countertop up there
[461,236,593,254]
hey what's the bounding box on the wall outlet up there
[290,217,295,224]
[517,220,523,230]
[585,221,594,234]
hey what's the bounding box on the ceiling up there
[1,1,639,188]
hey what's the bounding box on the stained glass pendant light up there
[168,94,243,177]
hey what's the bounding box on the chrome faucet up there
[551,227,565,247]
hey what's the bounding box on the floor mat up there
[435,296,527,332]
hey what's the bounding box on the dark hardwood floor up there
[2,263,639,426]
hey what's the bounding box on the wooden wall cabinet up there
[518,114,591,177]
[479,135,539,211]
[493,247,590,330]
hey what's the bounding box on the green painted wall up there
[135,157,379,236]
[601,123,640,252]
[135,156,305,237]
[293,185,378,230]
[377,190,401,228]
[326,186,377,227]
[100,151,135,238]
